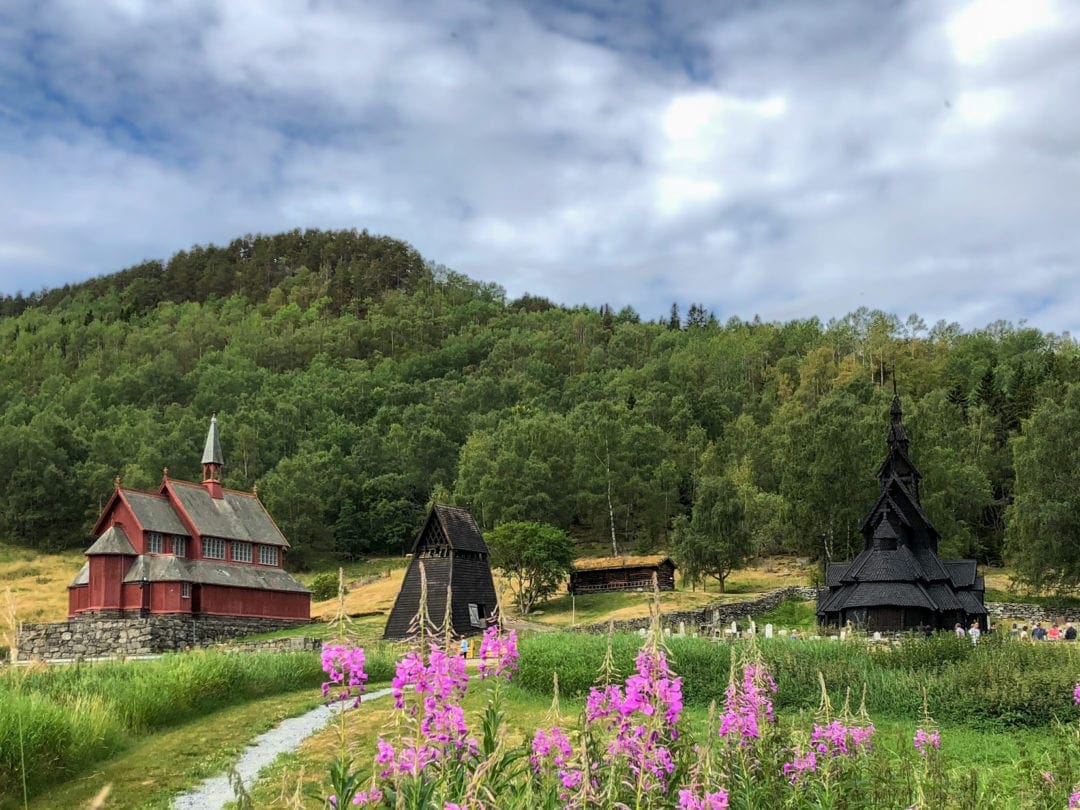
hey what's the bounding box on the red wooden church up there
[68,416,310,620]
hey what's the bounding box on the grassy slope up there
[0,544,86,625]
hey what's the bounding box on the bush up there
[310,572,346,601]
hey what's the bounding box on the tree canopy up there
[484,521,575,615]
[0,228,1077,586]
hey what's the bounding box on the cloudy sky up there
[2,0,1079,331]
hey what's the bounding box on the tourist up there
[1033,623,1047,641]
[954,622,966,638]
[1048,623,1061,641]
[1066,623,1077,641]
[1009,623,1020,640]
[968,621,981,645]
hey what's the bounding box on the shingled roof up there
[167,481,289,547]
[122,555,309,593]
[426,505,488,554]
[85,525,137,556]
[122,491,191,536]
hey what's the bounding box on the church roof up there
[85,525,137,556]
[122,555,309,593]
[430,504,488,554]
[122,490,191,536]
[167,481,290,547]
[843,547,923,583]
[944,560,978,588]
[70,562,89,587]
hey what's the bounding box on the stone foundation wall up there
[577,586,819,635]
[14,613,310,661]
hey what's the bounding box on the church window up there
[258,545,279,566]
[232,541,253,563]
[204,537,226,559]
[147,532,164,554]
[173,537,186,558]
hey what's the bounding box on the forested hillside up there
[2,229,1078,585]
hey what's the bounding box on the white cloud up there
[0,0,1079,333]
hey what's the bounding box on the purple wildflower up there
[1073,683,1080,705]
[678,787,730,809]
[782,749,818,784]
[913,728,940,756]
[1070,789,1080,810]
[718,663,777,746]
[321,645,368,706]
[478,625,519,680]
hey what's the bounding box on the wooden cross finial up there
[114,475,122,490]
[252,483,259,497]
[162,466,169,479]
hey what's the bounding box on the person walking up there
[1066,623,1077,641]
[969,621,981,645]
[954,622,966,638]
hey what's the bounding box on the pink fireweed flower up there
[352,788,384,805]
[1073,683,1080,705]
[678,787,730,809]
[478,625,519,680]
[1070,789,1080,810]
[321,645,368,706]
[531,726,574,773]
[718,663,777,746]
[782,749,818,784]
[375,737,438,778]
[809,721,875,757]
[912,728,940,756]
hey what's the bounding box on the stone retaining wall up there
[985,602,1080,626]
[14,614,310,661]
[575,588,1080,636]
[577,586,819,635]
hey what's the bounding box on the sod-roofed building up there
[569,555,676,594]
[67,416,310,621]
[383,505,499,640]
[816,395,986,631]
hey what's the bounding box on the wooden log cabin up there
[568,555,677,594]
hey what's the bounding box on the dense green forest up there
[2,229,1079,586]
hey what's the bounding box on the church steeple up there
[877,390,920,503]
[201,414,224,499]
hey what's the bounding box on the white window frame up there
[173,537,186,558]
[181,582,191,599]
[232,541,253,563]
[204,537,226,560]
[147,532,164,555]
[258,545,279,566]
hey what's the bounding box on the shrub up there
[310,572,346,601]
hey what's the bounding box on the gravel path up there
[172,686,393,810]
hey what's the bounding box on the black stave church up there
[817,394,987,632]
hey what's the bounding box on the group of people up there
[953,621,984,644]
[1008,621,1077,641]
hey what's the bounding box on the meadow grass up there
[0,649,401,802]
[12,688,322,810]
[517,631,1080,728]
[239,681,1067,809]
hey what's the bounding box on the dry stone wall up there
[14,614,310,661]
[577,586,819,635]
